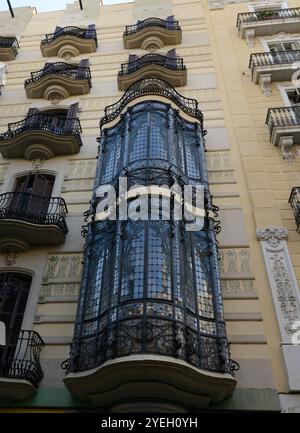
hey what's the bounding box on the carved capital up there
[245,29,255,47]
[257,227,288,248]
[259,73,271,96]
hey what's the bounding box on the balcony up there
[117,53,187,91]
[0,330,44,400]
[266,105,300,146]
[0,36,19,61]
[250,50,300,88]
[289,187,300,232]
[25,62,92,100]
[40,26,97,58]
[0,111,82,160]
[123,17,182,50]
[237,8,300,44]
[0,192,68,252]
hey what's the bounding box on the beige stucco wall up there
[2,0,298,406]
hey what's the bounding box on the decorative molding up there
[205,151,232,171]
[3,251,18,266]
[219,248,252,275]
[32,159,45,170]
[245,29,255,48]
[259,73,272,96]
[257,227,300,342]
[208,1,224,10]
[279,136,296,164]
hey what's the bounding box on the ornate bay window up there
[63,84,237,412]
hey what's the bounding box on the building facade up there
[0,0,299,413]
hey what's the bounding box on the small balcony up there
[0,111,82,160]
[250,50,300,86]
[123,17,182,50]
[25,62,92,100]
[237,8,300,43]
[0,36,19,61]
[266,105,300,146]
[289,187,300,232]
[0,192,68,252]
[0,330,44,400]
[117,53,187,91]
[40,26,97,58]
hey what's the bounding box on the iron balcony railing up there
[41,26,98,47]
[0,191,68,235]
[119,53,185,77]
[289,187,300,231]
[249,49,300,72]
[0,330,44,388]
[0,112,82,144]
[24,62,92,88]
[266,105,300,136]
[0,36,19,57]
[99,77,203,129]
[124,17,181,36]
[237,7,300,27]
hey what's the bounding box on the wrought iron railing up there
[249,50,300,72]
[99,78,203,129]
[24,62,92,88]
[266,106,300,135]
[124,17,181,36]
[0,36,19,57]
[237,7,300,27]
[289,187,300,231]
[0,191,68,234]
[0,330,44,388]
[119,53,185,76]
[0,112,82,145]
[41,26,98,47]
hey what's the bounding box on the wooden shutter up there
[85,24,95,39]
[25,107,39,127]
[166,49,177,58]
[77,59,89,79]
[32,174,54,198]
[166,15,175,22]
[128,54,138,72]
[54,26,63,36]
[66,102,79,130]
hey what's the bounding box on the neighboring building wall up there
[206,0,300,413]
[1,0,296,411]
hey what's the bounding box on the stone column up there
[257,227,300,393]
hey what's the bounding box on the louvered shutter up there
[66,102,79,131]
[128,54,138,72]
[85,24,95,39]
[166,49,177,58]
[25,107,39,127]
[77,58,89,79]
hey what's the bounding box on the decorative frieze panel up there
[63,159,97,192]
[219,248,252,275]
[221,279,255,294]
[206,151,232,171]
[43,253,83,280]
[208,170,235,184]
[41,253,83,300]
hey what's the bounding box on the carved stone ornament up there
[279,136,296,164]
[245,29,255,48]
[3,251,19,266]
[259,73,272,96]
[257,227,288,248]
[257,227,300,340]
